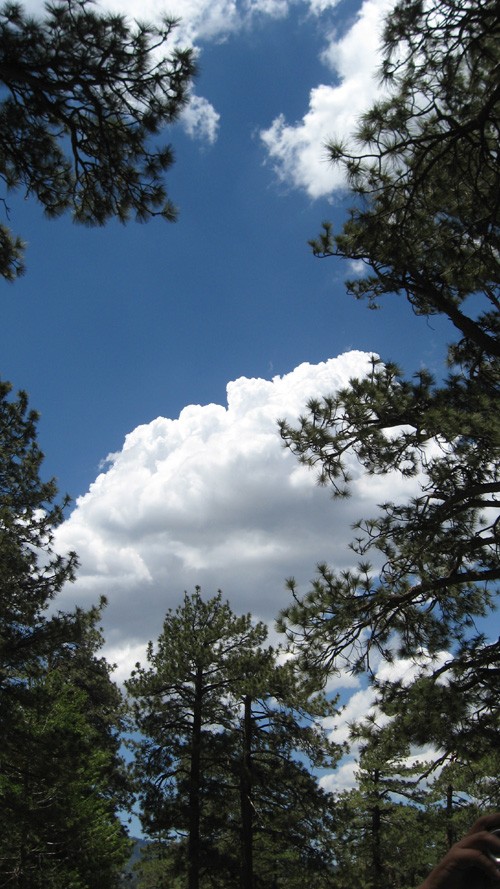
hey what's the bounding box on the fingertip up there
[468,814,500,835]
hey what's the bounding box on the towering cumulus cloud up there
[55,352,417,677]
[52,355,352,663]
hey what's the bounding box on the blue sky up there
[1,0,451,499]
[1,0,460,795]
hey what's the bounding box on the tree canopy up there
[0,379,78,678]
[0,603,132,889]
[0,0,196,280]
[0,380,131,887]
[127,589,340,889]
[310,0,499,353]
[279,0,500,766]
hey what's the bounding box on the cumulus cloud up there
[307,0,341,14]
[180,94,221,143]
[260,0,396,197]
[319,651,450,794]
[54,352,421,678]
[21,0,295,47]
[245,0,290,18]
[320,758,358,795]
[20,0,396,157]
[19,0,235,145]
[323,650,452,748]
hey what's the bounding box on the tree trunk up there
[240,694,254,889]
[371,769,383,889]
[187,666,203,889]
[446,784,455,849]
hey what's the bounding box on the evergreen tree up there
[0,603,132,889]
[326,702,500,888]
[0,0,196,279]
[0,379,77,688]
[223,657,340,888]
[423,748,500,848]
[127,590,268,889]
[0,380,132,887]
[128,590,341,889]
[278,0,500,767]
[331,785,434,889]
[331,722,439,889]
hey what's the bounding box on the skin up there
[418,814,500,889]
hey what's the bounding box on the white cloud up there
[260,0,396,197]
[376,650,452,687]
[324,669,360,695]
[320,758,358,794]
[245,0,290,18]
[17,0,230,144]
[54,351,421,679]
[319,652,449,794]
[180,94,221,143]
[19,0,395,158]
[322,650,452,748]
[307,0,341,14]
[20,0,395,155]
[18,0,237,146]
[93,0,242,44]
[21,0,294,47]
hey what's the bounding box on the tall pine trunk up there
[446,785,455,849]
[240,694,254,889]
[371,769,383,889]
[187,666,203,889]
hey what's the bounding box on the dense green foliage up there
[279,0,499,768]
[0,0,196,279]
[1,606,132,889]
[0,381,131,887]
[329,716,500,889]
[0,379,77,684]
[127,590,340,889]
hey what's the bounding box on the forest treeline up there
[1,0,498,887]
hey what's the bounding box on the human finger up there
[459,826,500,862]
[465,814,500,837]
[448,842,500,885]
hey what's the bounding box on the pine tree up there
[128,590,341,889]
[279,0,500,767]
[336,722,437,889]
[0,379,78,688]
[0,0,196,279]
[127,590,268,889]
[0,604,132,889]
[225,657,341,888]
[0,380,132,887]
